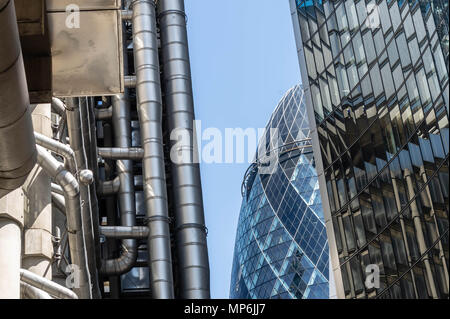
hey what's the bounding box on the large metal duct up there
[158,0,210,298]
[35,145,91,299]
[0,0,37,198]
[131,0,175,298]
[65,98,100,298]
[100,93,138,276]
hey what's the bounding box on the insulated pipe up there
[21,281,53,299]
[20,268,78,299]
[131,0,175,298]
[98,177,120,196]
[0,0,37,198]
[100,226,149,239]
[34,132,77,174]
[66,98,100,298]
[98,147,144,160]
[100,93,139,276]
[158,0,210,298]
[35,146,91,298]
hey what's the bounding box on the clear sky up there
[185,0,301,298]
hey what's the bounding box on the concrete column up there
[0,190,24,298]
[22,104,53,279]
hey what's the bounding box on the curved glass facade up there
[291,0,449,299]
[230,85,330,299]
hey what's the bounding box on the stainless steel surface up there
[79,169,94,185]
[65,98,99,298]
[21,281,53,299]
[98,177,120,196]
[20,268,78,299]
[121,9,133,20]
[124,75,136,88]
[47,10,124,96]
[51,192,66,215]
[0,0,37,198]
[51,98,67,118]
[95,106,113,120]
[34,132,77,173]
[131,0,175,299]
[158,0,210,299]
[36,146,91,298]
[100,226,149,239]
[98,147,144,160]
[78,97,101,297]
[46,0,121,11]
[100,92,138,276]
[86,97,102,272]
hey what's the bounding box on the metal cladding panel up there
[48,10,123,96]
[46,0,121,11]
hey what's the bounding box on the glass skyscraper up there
[230,85,332,299]
[290,0,449,298]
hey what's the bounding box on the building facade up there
[230,85,332,299]
[0,0,210,299]
[290,0,449,298]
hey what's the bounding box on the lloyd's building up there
[290,0,449,298]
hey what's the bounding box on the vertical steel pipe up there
[158,0,210,298]
[36,145,91,298]
[131,0,175,298]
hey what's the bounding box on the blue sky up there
[185,0,301,298]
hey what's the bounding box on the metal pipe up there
[51,98,67,118]
[86,97,102,271]
[94,106,113,120]
[0,0,37,198]
[51,192,66,216]
[100,92,138,276]
[20,281,53,299]
[98,177,121,196]
[131,0,175,298]
[51,183,64,195]
[98,147,144,160]
[124,75,136,88]
[100,226,149,239]
[34,132,77,174]
[20,268,77,299]
[35,145,91,298]
[158,0,210,298]
[66,98,100,298]
[80,98,101,275]
[122,9,133,20]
